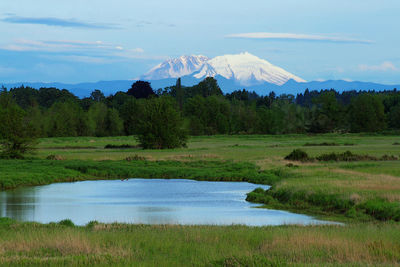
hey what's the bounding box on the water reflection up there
[1,187,37,221]
[0,179,337,226]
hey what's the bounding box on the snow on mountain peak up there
[141,55,209,80]
[141,52,306,86]
[194,52,305,86]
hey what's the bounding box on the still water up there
[0,179,333,226]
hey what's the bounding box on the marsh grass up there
[0,218,399,266]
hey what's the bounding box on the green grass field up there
[1,134,400,265]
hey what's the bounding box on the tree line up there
[0,77,399,156]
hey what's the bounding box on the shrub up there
[361,199,400,221]
[284,149,310,162]
[58,219,75,227]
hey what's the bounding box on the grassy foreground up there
[1,134,400,265]
[1,218,400,266]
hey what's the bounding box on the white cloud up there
[0,39,135,53]
[358,61,398,72]
[226,32,373,44]
[0,39,147,62]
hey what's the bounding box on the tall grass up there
[0,218,399,266]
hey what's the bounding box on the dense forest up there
[1,77,400,141]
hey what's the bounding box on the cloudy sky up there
[0,0,399,84]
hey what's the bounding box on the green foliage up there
[309,91,344,133]
[361,199,400,221]
[0,159,280,190]
[136,96,188,149]
[5,83,400,139]
[189,77,223,97]
[185,95,230,135]
[349,94,386,132]
[0,90,38,159]
[388,104,400,129]
[120,97,140,135]
[87,103,123,137]
[247,187,400,222]
[58,219,75,227]
[45,101,89,137]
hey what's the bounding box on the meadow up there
[1,134,400,265]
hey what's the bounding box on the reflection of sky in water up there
[0,179,338,226]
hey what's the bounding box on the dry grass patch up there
[331,169,400,191]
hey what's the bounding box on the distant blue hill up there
[2,77,399,98]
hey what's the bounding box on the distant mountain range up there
[2,52,399,97]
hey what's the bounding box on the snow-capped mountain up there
[141,55,209,80]
[141,52,306,86]
[194,52,305,86]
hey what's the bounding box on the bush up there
[361,199,400,221]
[284,149,310,162]
[58,219,75,227]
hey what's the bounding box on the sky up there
[0,0,399,84]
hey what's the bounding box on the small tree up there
[136,97,187,149]
[0,90,37,158]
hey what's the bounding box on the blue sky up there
[0,0,399,84]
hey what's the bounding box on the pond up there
[0,179,335,226]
